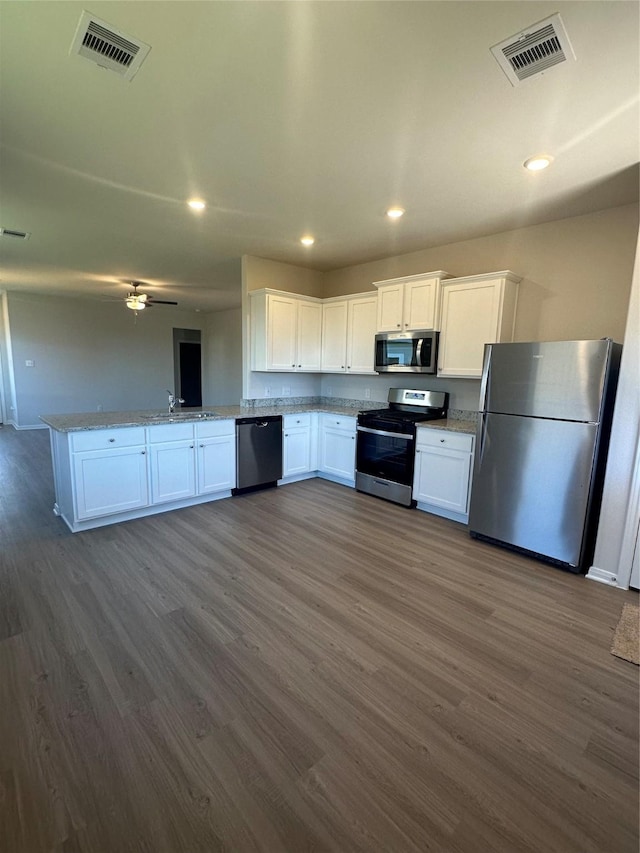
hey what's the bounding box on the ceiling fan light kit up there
[123,282,178,311]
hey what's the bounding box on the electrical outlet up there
[364,388,371,399]
[264,386,271,397]
[25,359,35,368]
[282,385,291,396]
[97,404,103,412]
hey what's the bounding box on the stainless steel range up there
[356,388,448,507]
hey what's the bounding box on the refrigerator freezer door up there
[482,340,611,422]
[470,413,599,566]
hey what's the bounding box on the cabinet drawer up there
[71,427,146,452]
[195,419,235,439]
[147,423,194,443]
[319,413,356,432]
[416,428,474,453]
[283,413,311,429]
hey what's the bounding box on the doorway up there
[173,328,202,408]
[179,342,202,407]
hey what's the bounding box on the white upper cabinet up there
[346,295,377,374]
[437,271,521,379]
[320,300,348,372]
[374,271,451,332]
[250,290,322,371]
[321,294,377,374]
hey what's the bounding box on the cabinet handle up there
[190,445,194,449]
[396,323,401,328]
[109,438,115,443]
[347,366,351,369]
[416,449,421,453]
[292,363,295,367]
[341,365,345,369]
[298,364,301,368]
[200,444,204,448]
[440,438,445,443]
[141,450,146,455]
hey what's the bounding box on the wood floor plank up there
[0,426,638,852]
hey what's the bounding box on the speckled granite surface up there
[40,398,478,434]
[417,418,477,435]
[40,399,382,432]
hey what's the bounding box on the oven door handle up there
[357,426,413,441]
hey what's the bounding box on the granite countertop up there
[39,401,380,433]
[417,418,477,435]
[40,400,479,434]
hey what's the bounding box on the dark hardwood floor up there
[1,424,638,852]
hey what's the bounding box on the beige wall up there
[4,291,207,428]
[203,308,243,405]
[322,204,639,343]
[243,255,324,297]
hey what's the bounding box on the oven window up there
[356,430,415,484]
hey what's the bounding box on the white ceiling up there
[1,1,638,312]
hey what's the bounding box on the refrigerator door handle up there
[478,344,492,414]
[477,412,488,464]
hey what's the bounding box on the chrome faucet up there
[167,390,185,413]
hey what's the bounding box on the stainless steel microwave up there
[374,330,439,374]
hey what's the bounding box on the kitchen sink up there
[141,411,218,420]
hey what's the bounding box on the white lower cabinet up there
[74,444,149,520]
[148,423,196,504]
[282,413,317,481]
[413,428,475,523]
[317,414,356,484]
[196,421,236,493]
[149,421,236,501]
[71,427,148,520]
[52,420,236,532]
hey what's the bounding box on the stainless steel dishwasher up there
[233,415,283,494]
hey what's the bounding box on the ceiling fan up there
[124,282,178,311]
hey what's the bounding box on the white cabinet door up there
[197,435,236,493]
[283,427,312,477]
[375,272,449,332]
[282,413,315,477]
[321,301,348,372]
[319,416,356,481]
[438,273,520,378]
[150,440,196,504]
[74,446,149,519]
[404,278,440,330]
[376,283,404,332]
[296,300,322,370]
[413,446,472,515]
[346,296,377,374]
[268,294,298,370]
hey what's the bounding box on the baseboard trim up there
[5,422,48,431]
[585,566,619,586]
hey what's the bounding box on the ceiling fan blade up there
[148,299,178,305]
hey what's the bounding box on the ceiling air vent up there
[491,13,576,86]
[0,228,31,240]
[70,11,151,81]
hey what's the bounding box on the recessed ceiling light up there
[187,199,206,211]
[524,155,553,171]
[386,207,405,219]
[300,235,315,246]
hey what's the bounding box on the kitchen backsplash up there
[241,395,478,422]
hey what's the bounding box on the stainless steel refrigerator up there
[469,339,621,572]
